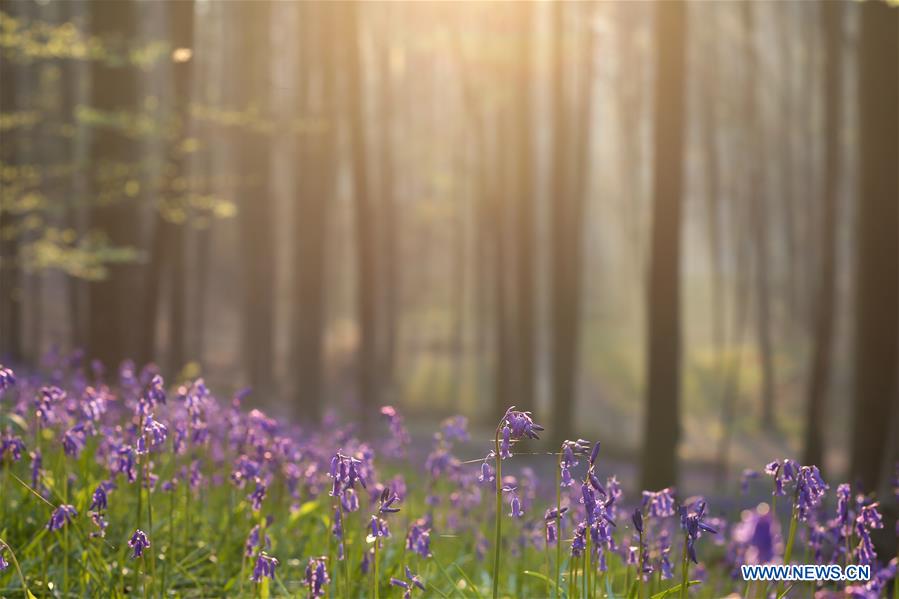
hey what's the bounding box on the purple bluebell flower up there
[836,483,852,536]
[89,511,108,538]
[406,517,432,558]
[680,500,717,564]
[47,504,77,531]
[380,406,411,457]
[506,486,524,518]
[0,547,8,572]
[0,365,15,392]
[730,505,780,566]
[642,488,676,518]
[854,503,884,566]
[329,452,367,496]
[478,459,495,484]
[571,522,587,557]
[142,414,168,450]
[251,551,279,583]
[405,566,426,591]
[62,425,86,458]
[116,445,137,483]
[378,486,401,514]
[496,407,543,460]
[30,450,41,488]
[439,416,469,442]
[89,484,108,511]
[305,556,329,597]
[1,432,25,462]
[128,529,150,558]
[795,465,828,521]
[658,530,674,579]
[244,516,272,557]
[632,507,644,534]
[740,469,760,494]
[35,386,64,425]
[248,478,267,512]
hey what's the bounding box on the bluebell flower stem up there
[373,534,379,599]
[584,525,590,599]
[679,536,689,599]
[777,503,798,598]
[554,451,563,599]
[492,431,502,599]
[638,528,645,599]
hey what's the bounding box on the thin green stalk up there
[492,432,502,599]
[1,539,36,598]
[679,536,689,599]
[777,502,799,598]
[338,501,348,598]
[637,528,645,599]
[373,533,380,599]
[584,526,590,599]
[555,452,563,599]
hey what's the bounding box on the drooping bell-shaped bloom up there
[304,556,329,597]
[128,529,150,558]
[47,504,77,531]
[251,551,279,583]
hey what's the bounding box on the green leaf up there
[288,500,319,524]
[522,570,559,592]
[628,578,639,598]
[650,580,702,599]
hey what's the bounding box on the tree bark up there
[344,2,380,422]
[850,0,898,493]
[802,1,842,471]
[292,2,337,424]
[87,0,141,372]
[234,0,276,395]
[640,0,687,490]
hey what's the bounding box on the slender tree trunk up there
[514,3,537,413]
[640,0,687,490]
[87,0,141,372]
[802,1,842,471]
[743,2,777,430]
[377,22,399,401]
[235,0,276,394]
[850,0,898,493]
[344,2,380,422]
[0,0,23,363]
[292,2,337,424]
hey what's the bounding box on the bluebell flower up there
[679,500,717,564]
[248,477,267,512]
[47,504,77,531]
[795,466,828,521]
[378,486,401,514]
[305,556,329,597]
[740,469,760,494]
[506,486,524,518]
[251,551,279,583]
[62,425,86,458]
[1,432,25,462]
[632,507,644,534]
[478,459,495,484]
[128,529,150,558]
[0,365,15,392]
[642,488,676,518]
[89,483,108,511]
[0,547,8,572]
[406,517,432,558]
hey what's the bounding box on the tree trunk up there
[640,0,687,490]
[802,1,842,471]
[292,2,337,424]
[850,0,898,493]
[87,0,141,372]
[344,2,380,422]
[234,0,276,395]
[514,3,537,413]
[0,0,23,363]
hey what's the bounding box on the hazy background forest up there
[0,0,896,499]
